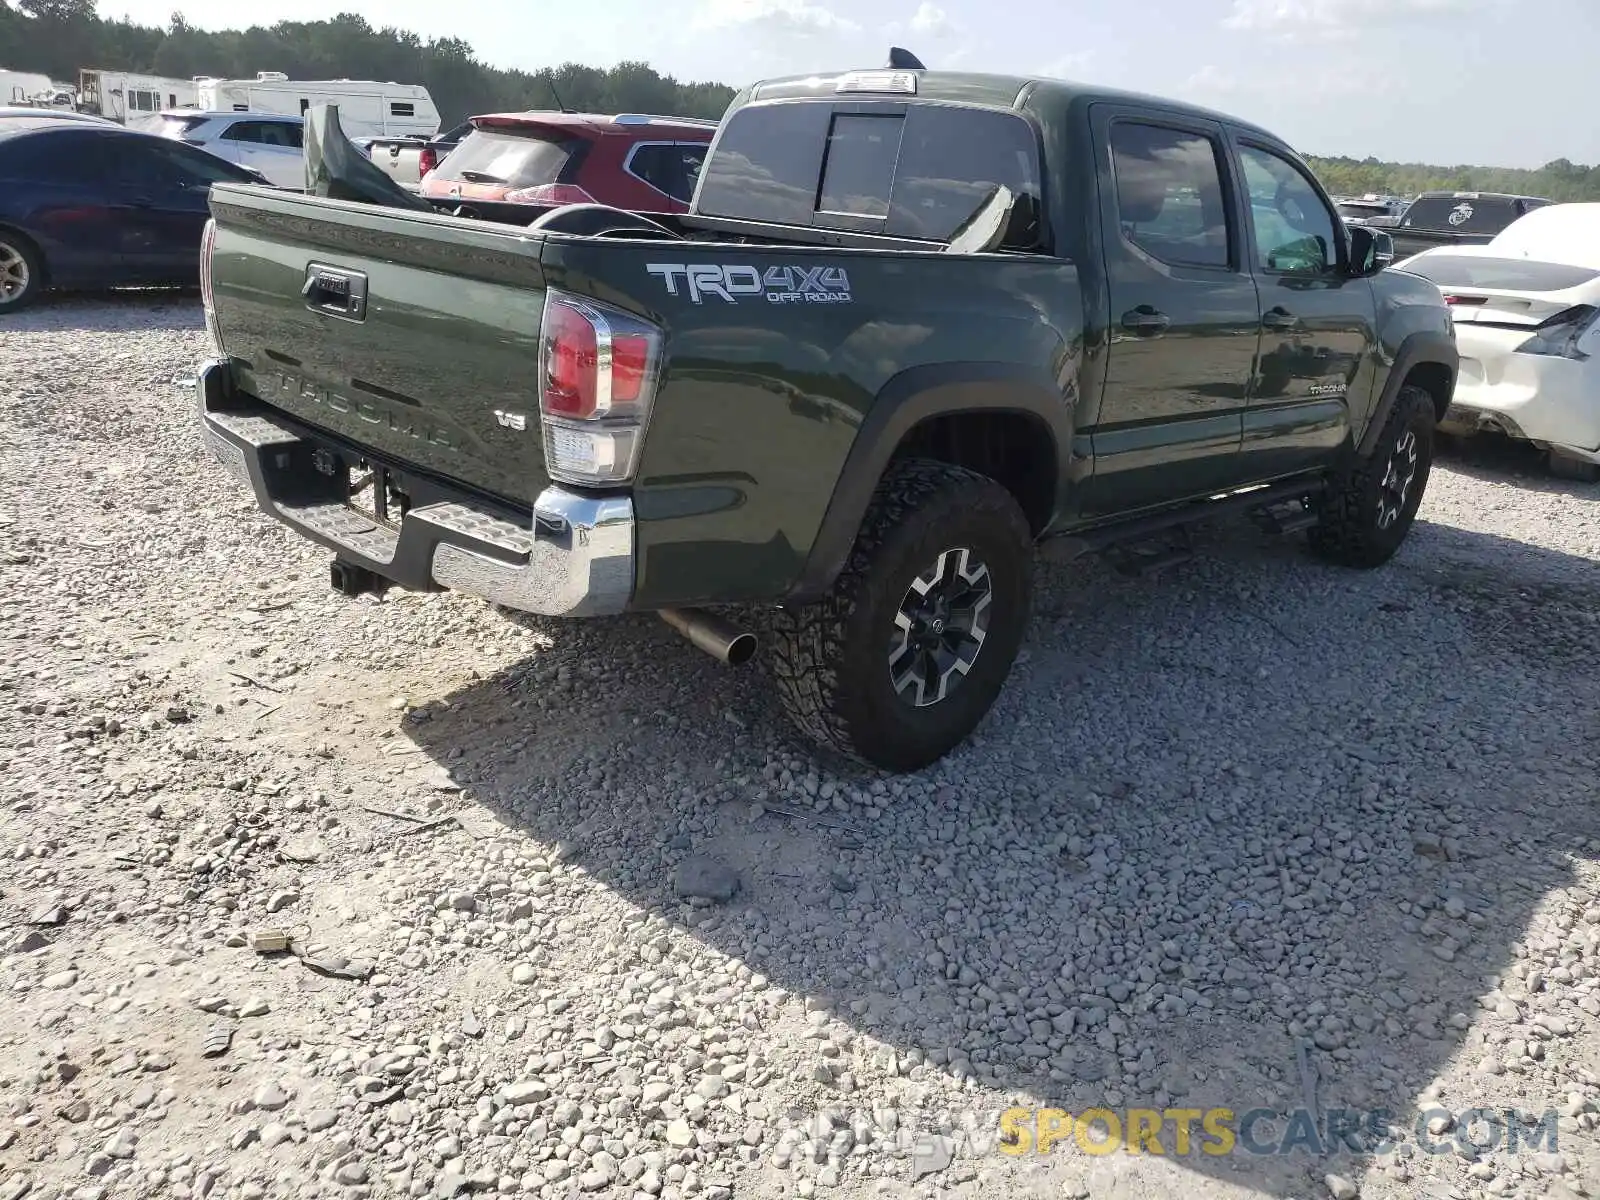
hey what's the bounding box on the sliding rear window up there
[1401,255,1600,292]
[436,128,583,186]
[695,100,1044,249]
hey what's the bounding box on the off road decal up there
[646,263,853,305]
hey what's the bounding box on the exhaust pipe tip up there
[659,607,757,667]
[723,630,758,667]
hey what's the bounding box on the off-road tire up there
[1309,384,1436,568]
[0,230,43,314]
[769,458,1033,773]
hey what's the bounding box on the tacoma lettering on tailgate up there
[273,372,456,450]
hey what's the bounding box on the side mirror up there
[1371,230,1395,270]
[1348,225,1394,277]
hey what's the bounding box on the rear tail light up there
[199,217,221,354]
[504,183,597,207]
[1515,304,1598,361]
[418,146,438,176]
[537,289,663,485]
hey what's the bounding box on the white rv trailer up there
[77,69,197,122]
[0,69,52,106]
[191,72,439,138]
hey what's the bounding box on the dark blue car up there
[0,117,266,313]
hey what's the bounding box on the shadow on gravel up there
[17,289,203,331]
[407,516,1600,1198]
[1438,431,1600,499]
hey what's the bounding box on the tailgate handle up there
[302,263,368,322]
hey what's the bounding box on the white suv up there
[134,111,304,189]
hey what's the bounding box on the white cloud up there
[1184,64,1238,94]
[1223,0,1485,36]
[1033,51,1095,80]
[693,0,860,35]
[908,1,958,37]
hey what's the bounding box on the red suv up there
[420,112,717,214]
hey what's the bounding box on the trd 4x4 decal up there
[646,263,853,305]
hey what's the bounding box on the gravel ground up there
[3,294,1600,1200]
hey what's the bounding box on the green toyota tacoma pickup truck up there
[190,63,1457,773]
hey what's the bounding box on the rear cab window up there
[435,126,584,186]
[694,100,1045,249]
[1402,195,1524,235]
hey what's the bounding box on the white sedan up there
[1397,203,1600,480]
[133,110,305,190]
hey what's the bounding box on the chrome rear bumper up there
[194,359,634,617]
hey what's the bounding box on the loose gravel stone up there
[3,297,1600,1200]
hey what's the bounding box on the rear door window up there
[222,121,301,148]
[0,129,107,185]
[108,137,257,189]
[1401,195,1523,235]
[220,121,264,143]
[626,142,709,203]
[694,100,1044,248]
[1107,121,1232,269]
[436,128,581,186]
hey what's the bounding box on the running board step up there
[1038,479,1328,565]
[1105,529,1193,578]
[1251,497,1321,536]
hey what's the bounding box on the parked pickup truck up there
[190,62,1458,772]
[365,120,471,189]
[1390,191,1553,261]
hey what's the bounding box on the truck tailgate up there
[207,184,552,506]
[368,141,423,188]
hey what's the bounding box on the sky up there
[96,0,1598,170]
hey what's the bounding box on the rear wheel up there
[769,459,1033,773]
[0,232,43,314]
[1309,384,1436,568]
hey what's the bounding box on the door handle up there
[1120,306,1170,335]
[1262,307,1301,331]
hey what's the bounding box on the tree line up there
[0,1,738,125]
[4,1,1599,201]
[1307,154,1600,205]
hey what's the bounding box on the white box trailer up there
[192,73,440,139]
[1,69,53,106]
[77,69,196,122]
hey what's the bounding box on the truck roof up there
[745,69,1284,144]
[1412,189,1548,201]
